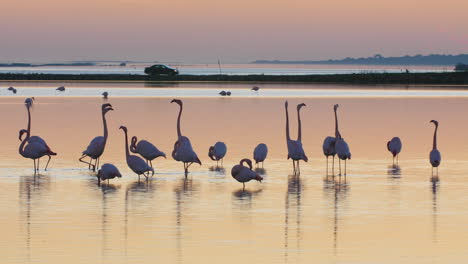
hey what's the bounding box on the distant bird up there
[8,87,17,94]
[56,86,65,91]
[120,126,154,181]
[252,86,260,91]
[171,99,201,175]
[208,141,227,166]
[20,103,56,171]
[231,158,263,190]
[387,137,402,165]
[429,120,441,175]
[323,105,338,174]
[19,129,56,174]
[219,91,227,96]
[253,143,268,168]
[285,101,308,174]
[24,97,34,107]
[97,163,122,185]
[334,104,351,177]
[79,104,113,171]
[130,136,166,168]
[102,91,108,99]
[226,91,231,96]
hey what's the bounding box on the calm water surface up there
[1,82,468,263]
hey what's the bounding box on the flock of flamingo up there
[17,97,442,190]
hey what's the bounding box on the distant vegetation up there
[455,63,468,71]
[0,62,95,67]
[0,72,467,84]
[253,54,468,66]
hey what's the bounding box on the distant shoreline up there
[0,72,467,85]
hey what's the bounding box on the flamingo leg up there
[79,155,95,169]
[37,158,40,172]
[297,160,300,175]
[326,156,329,176]
[243,182,245,191]
[397,155,399,165]
[332,156,335,176]
[96,158,100,171]
[45,155,51,171]
[338,159,342,176]
[33,159,36,175]
[262,161,264,169]
[150,160,153,169]
[344,160,347,179]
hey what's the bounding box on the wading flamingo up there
[387,137,402,165]
[130,136,166,168]
[97,163,122,185]
[120,126,154,181]
[334,104,351,178]
[208,141,227,166]
[285,101,308,174]
[253,143,268,168]
[231,158,263,190]
[429,120,441,176]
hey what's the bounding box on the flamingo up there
[285,101,308,174]
[429,120,441,176]
[102,92,108,99]
[56,86,65,91]
[20,103,56,170]
[171,99,201,175]
[25,97,34,107]
[252,86,260,91]
[120,126,154,181]
[219,91,227,96]
[253,143,268,168]
[208,141,227,166]
[8,87,17,94]
[19,129,56,174]
[231,158,263,190]
[387,137,402,165]
[79,103,113,171]
[130,136,166,168]
[97,163,122,185]
[334,104,351,177]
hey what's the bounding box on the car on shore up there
[144,64,179,76]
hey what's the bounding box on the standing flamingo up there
[429,120,441,176]
[285,101,308,174]
[19,129,56,174]
[323,105,339,175]
[79,103,113,171]
[208,141,227,166]
[120,126,154,181]
[334,104,351,177]
[130,136,166,168]
[253,143,268,168]
[231,158,263,190]
[20,103,56,170]
[387,137,402,165]
[171,99,201,175]
[97,163,122,185]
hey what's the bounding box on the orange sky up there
[1,0,467,63]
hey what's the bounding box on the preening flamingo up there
[130,136,166,168]
[208,141,227,166]
[97,163,122,185]
[120,126,154,181]
[285,101,308,174]
[79,103,113,171]
[231,158,263,190]
[19,129,56,174]
[334,104,351,177]
[429,120,441,176]
[171,99,201,175]
[387,137,402,165]
[253,143,268,168]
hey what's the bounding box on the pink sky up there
[1,0,467,63]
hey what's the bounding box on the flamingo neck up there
[123,130,130,158]
[334,108,341,139]
[19,131,30,156]
[102,112,108,145]
[285,103,290,141]
[27,105,32,135]
[433,124,438,150]
[297,107,302,142]
[176,103,182,138]
[130,137,137,153]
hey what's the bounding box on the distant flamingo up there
[20,103,56,170]
[130,136,166,168]
[102,92,108,99]
[8,87,17,94]
[97,163,122,185]
[231,158,263,190]
[253,143,268,168]
[79,103,113,171]
[120,126,154,181]
[252,86,260,91]
[387,137,402,165]
[19,129,56,174]
[323,105,338,174]
[25,97,34,107]
[334,104,351,177]
[208,141,227,166]
[429,120,441,176]
[285,101,308,174]
[56,86,65,91]
[171,99,201,175]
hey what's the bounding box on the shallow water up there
[2,83,468,263]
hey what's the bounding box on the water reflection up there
[284,174,303,263]
[18,175,51,263]
[431,176,440,243]
[100,184,119,259]
[254,168,267,175]
[387,165,402,178]
[209,166,225,174]
[323,176,349,256]
[174,178,197,264]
